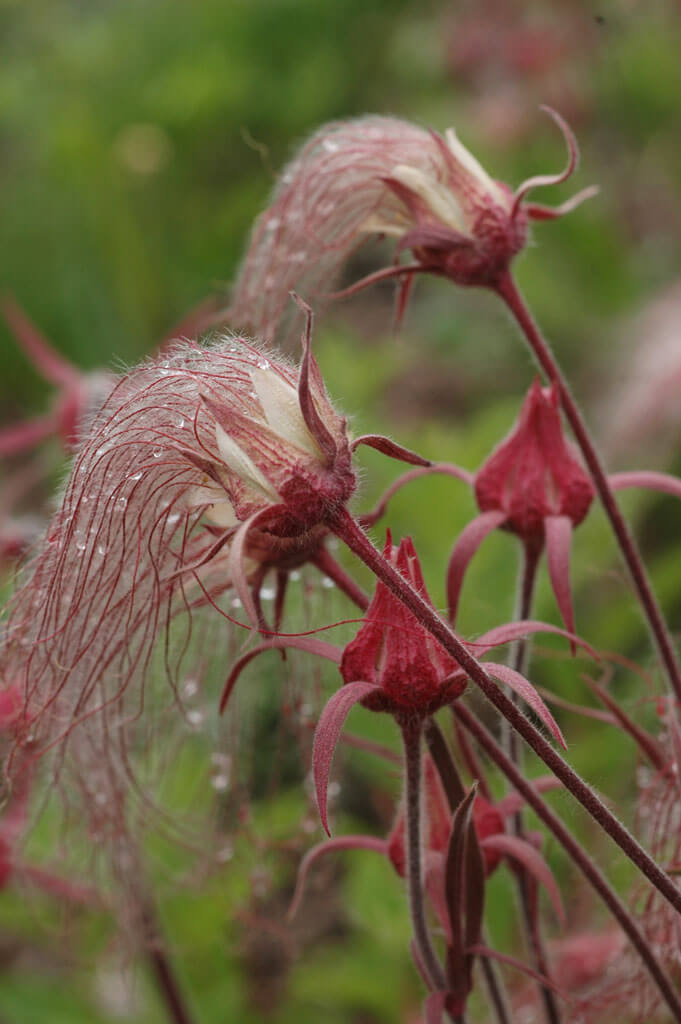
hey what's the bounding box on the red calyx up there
[339,534,467,718]
[474,379,594,546]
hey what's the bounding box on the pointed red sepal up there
[228,508,278,630]
[609,470,681,502]
[220,637,342,714]
[290,293,337,462]
[469,618,597,660]
[288,834,388,920]
[483,662,567,750]
[446,511,507,624]
[393,271,415,333]
[444,783,484,1004]
[512,106,579,215]
[326,262,424,301]
[480,833,565,925]
[350,434,432,467]
[524,185,600,221]
[313,680,379,835]
[545,514,576,648]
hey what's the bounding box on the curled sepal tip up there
[483,662,567,750]
[512,106,598,221]
[312,680,379,835]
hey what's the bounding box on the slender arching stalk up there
[141,902,196,1024]
[452,702,681,1023]
[401,717,448,995]
[327,505,681,919]
[507,542,561,1024]
[495,270,681,703]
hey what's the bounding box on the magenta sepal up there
[480,833,564,924]
[446,511,507,624]
[220,636,342,713]
[609,470,681,502]
[545,514,576,645]
[350,434,432,467]
[312,680,379,835]
[483,662,567,750]
[468,618,597,660]
[288,834,388,920]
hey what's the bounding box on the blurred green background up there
[2,1,681,1021]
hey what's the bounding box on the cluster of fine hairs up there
[229,116,445,343]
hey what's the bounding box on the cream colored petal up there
[250,367,322,459]
[444,128,506,204]
[205,502,239,529]
[215,424,279,501]
[390,165,468,234]
[359,212,411,238]
[187,485,239,528]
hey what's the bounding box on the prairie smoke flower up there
[443,378,681,638]
[450,378,594,637]
[219,532,576,830]
[0,331,355,808]
[230,111,597,342]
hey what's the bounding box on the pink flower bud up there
[474,379,594,547]
[339,535,466,717]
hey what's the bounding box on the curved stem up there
[495,271,681,702]
[402,717,448,993]
[508,543,561,1024]
[328,506,681,919]
[452,702,681,1023]
[141,904,196,1024]
[311,545,369,610]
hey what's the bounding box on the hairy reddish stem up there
[453,702,681,1023]
[496,272,681,703]
[328,507,681,919]
[508,543,561,1024]
[402,718,448,994]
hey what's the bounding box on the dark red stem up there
[141,906,196,1024]
[496,272,681,702]
[509,543,561,1024]
[453,702,681,1022]
[328,506,681,920]
[402,717,448,993]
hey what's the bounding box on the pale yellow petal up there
[250,367,322,459]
